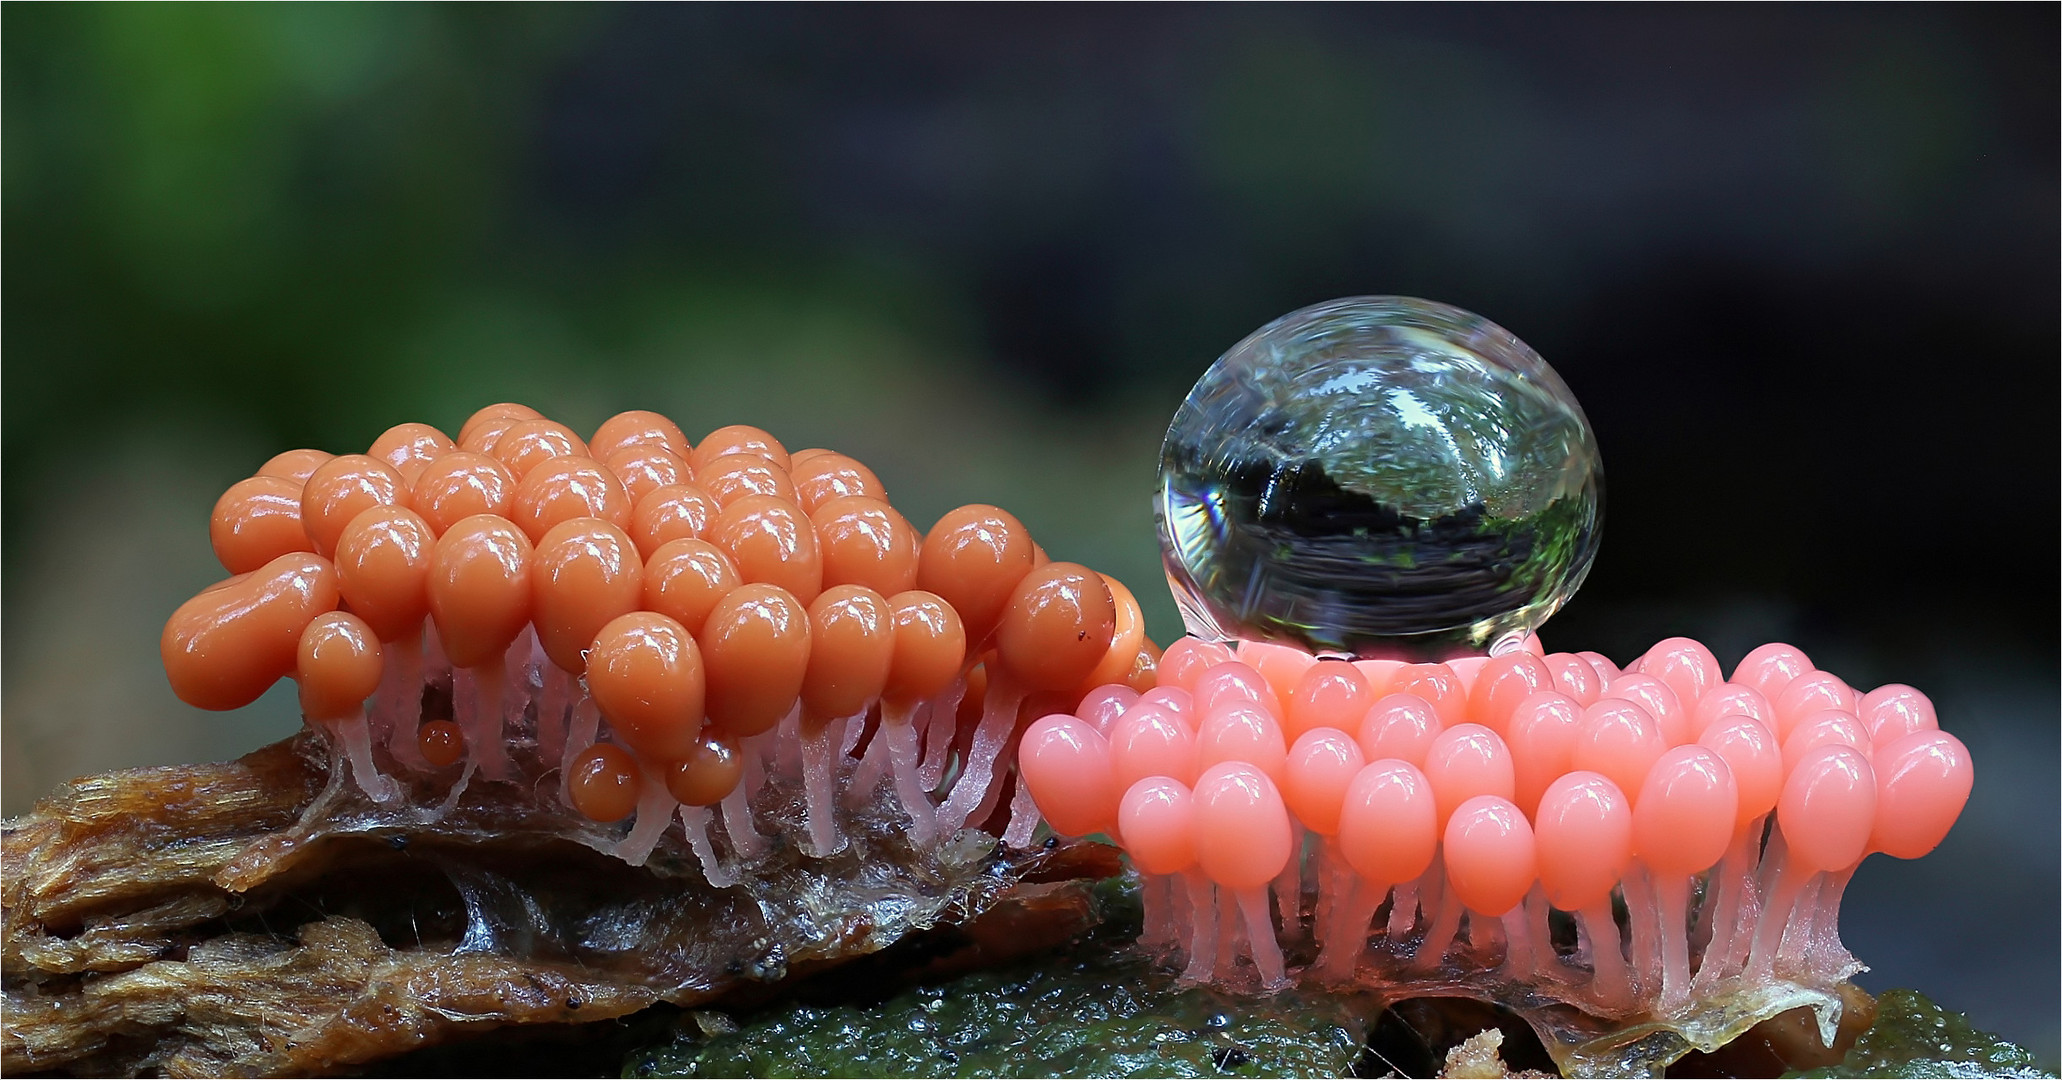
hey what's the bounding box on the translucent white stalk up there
[935,672,1024,834]
[719,778,767,861]
[800,715,848,858]
[677,805,736,888]
[1807,866,1859,983]
[1314,875,1384,983]
[1579,900,1634,1011]
[1385,879,1420,948]
[1500,907,1536,979]
[1412,884,1464,971]
[1178,872,1218,984]
[918,677,968,789]
[1001,775,1041,849]
[1625,863,1664,1003]
[1141,873,1177,951]
[1654,873,1695,1016]
[455,661,513,783]
[325,712,401,804]
[840,712,868,757]
[383,630,431,773]
[558,695,601,808]
[1745,830,1805,980]
[1238,885,1289,990]
[882,707,938,847]
[536,664,572,769]
[1273,823,1306,943]
[612,754,678,867]
[1690,818,1763,995]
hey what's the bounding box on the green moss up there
[1788,989,2054,1079]
[623,884,1380,1079]
[621,887,2051,1080]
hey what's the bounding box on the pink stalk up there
[1158,872,1195,956]
[775,707,804,778]
[1806,866,1858,982]
[677,805,736,888]
[558,695,602,807]
[513,627,541,708]
[502,629,538,756]
[1140,873,1177,950]
[1690,819,1762,995]
[1215,882,1239,980]
[1412,882,1465,971]
[719,778,767,861]
[457,659,514,782]
[1522,885,1561,984]
[1385,879,1420,947]
[423,622,453,694]
[1500,907,1535,978]
[1745,830,1805,979]
[1314,876,1383,983]
[1238,885,1290,989]
[740,730,771,804]
[799,716,848,858]
[964,737,1018,833]
[1001,773,1041,849]
[613,753,678,866]
[1311,840,1341,945]
[536,664,572,768]
[1578,901,1634,1011]
[1654,874,1695,1016]
[1720,836,1768,978]
[878,709,938,846]
[1273,823,1306,943]
[1624,863,1664,1003]
[326,712,401,804]
[1179,872,1218,984]
[918,680,967,789]
[433,757,476,816]
[363,654,396,762]
[1470,911,1505,961]
[935,671,1026,834]
[847,729,888,809]
[384,630,431,772]
[1775,874,1823,978]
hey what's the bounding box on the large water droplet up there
[1156,296,1602,660]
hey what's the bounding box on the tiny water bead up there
[1157,296,1603,660]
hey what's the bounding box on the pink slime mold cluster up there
[1018,633,1972,1021]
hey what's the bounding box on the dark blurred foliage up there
[3,2,2054,1061]
[7,4,2055,641]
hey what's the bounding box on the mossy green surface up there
[621,881,2054,1080]
[622,883,1381,1079]
[1788,989,2054,1079]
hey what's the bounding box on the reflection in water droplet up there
[1156,296,1603,660]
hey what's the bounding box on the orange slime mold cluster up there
[163,405,1156,875]
[1019,634,1972,1016]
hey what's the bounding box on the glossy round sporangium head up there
[1156,296,1602,660]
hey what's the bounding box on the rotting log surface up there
[1,733,1119,1077]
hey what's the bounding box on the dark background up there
[4,4,2054,1061]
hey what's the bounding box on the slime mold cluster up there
[165,405,1155,883]
[148,296,1977,1075]
[1018,298,1975,1067]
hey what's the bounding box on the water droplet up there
[1157,297,1602,659]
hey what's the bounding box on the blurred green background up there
[3,4,2054,1062]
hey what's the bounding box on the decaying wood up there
[2,734,1120,1077]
